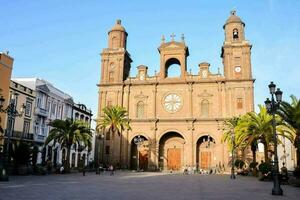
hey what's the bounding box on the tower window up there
[165,58,181,78]
[233,29,239,39]
[237,98,243,109]
[109,71,114,82]
[107,100,112,107]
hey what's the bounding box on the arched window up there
[201,100,209,117]
[112,36,118,48]
[109,71,114,82]
[137,101,144,118]
[165,58,181,78]
[233,28,239,39]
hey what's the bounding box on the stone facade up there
[97,11,255,171]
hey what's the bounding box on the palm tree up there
[45,119,92,172]
[96,106,131,165]
[277,95,300,167]
[238,105,274,162]
[222,116,248,166]
[222,117,242,151]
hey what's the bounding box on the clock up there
[163,93,182,113]
[235,66,241,73]
[110,63,115,69]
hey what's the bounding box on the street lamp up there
[0,94,26,181]
[231,130,236,179]
[264,81,283,196]
[133,135,144,171]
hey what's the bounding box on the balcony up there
[34,125,48,143]
[34,107,48,117]
[4,131,34,141]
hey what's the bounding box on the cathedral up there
[97,11,254,171]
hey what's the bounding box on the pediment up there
[198,90,213,98]
[37,84,50,93]
[134,91,148,99]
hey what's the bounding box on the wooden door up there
[167,148,181,170]
[200,151,211,169]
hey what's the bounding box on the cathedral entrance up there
[196,135,215,170]
[167,148,181,170]
[159,131,185,171]
[130,135,149,171]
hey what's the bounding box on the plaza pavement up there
[0,171,300,200]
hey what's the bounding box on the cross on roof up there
[170,33,176,41]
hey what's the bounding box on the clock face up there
[110,63,115,69]
[235,66,241,73]
[163,93,182,113]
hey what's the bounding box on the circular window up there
[163,93,182,113]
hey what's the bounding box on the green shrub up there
[258,162,271,174]
[249,162,258,169]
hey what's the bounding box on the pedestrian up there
[46,158,52,174]
[193,166,197,174]
[109,165,114,176]
[60,165,65,174]
[188,165,192,175]
[183,165,188,175]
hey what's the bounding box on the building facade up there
[0,52,13,149]
[8,80,36,144]
[12,78,93,168]
[97,11,255,171]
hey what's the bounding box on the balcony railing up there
[4,130,34,141]
[34,107,48,117]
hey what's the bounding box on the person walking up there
[109,165,114,176]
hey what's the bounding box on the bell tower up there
[158,34,189,79]
[221,11,252,80]
[100,20,132,84]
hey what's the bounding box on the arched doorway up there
[130,135,149,171]
[196,135,216,171]
[159,131,185,171]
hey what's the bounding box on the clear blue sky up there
[1,0,299,121]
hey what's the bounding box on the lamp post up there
[231,130,236,179]
[0,94,26,181]
[133,135,144,171]
[264,81,283,196]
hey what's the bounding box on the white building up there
[12,78,93,168]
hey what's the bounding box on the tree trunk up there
[252,149,256,163]
[263,142,269,163]
[251,142,257,163]
[65,145,71,173]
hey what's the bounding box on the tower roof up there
[109,19,126,33]
[224,11,245,27]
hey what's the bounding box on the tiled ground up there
[0,171,299,200]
